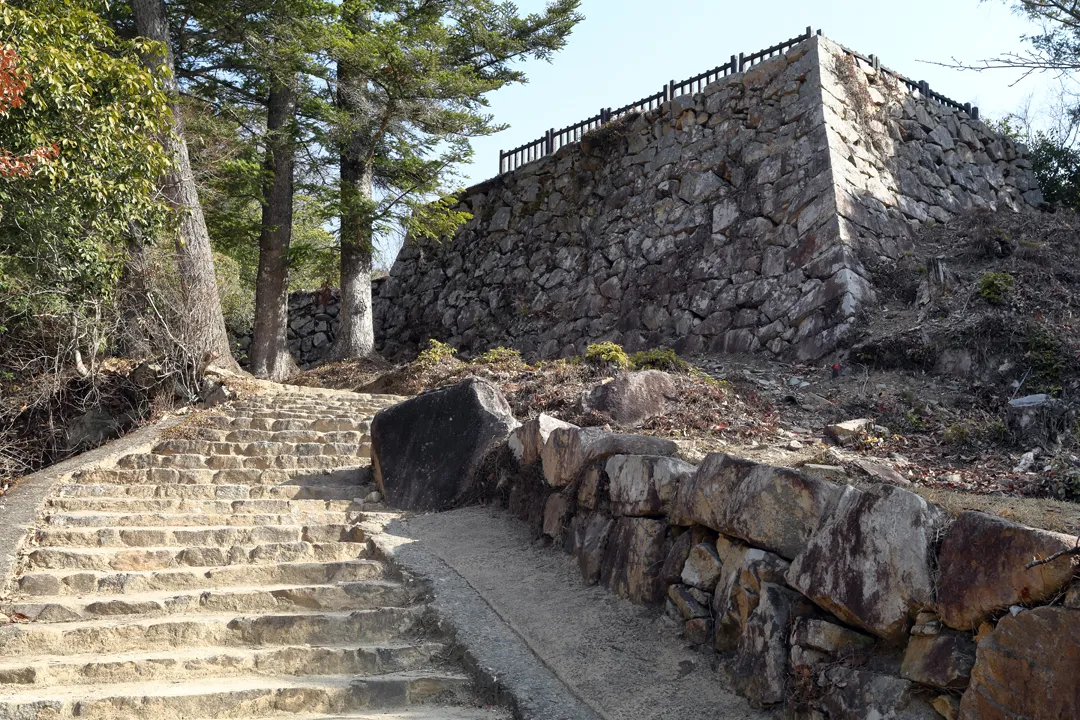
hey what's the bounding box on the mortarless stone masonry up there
[373,35,1041,362]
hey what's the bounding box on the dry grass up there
[914,486,1080,535]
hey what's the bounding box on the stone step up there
[116,452,368,471]
[0,643,444,688]
[18,559,387,597]
[153,440,369,458]
[56,483,362,502]
[24,541,368,572]
[0,607,427,657]
[203,417,374,433]
[0,671,473,720]
[46,497,362,515]
[43,509,363,528]
[4,580,418,623]
[34,523,364,548]
[188,429,368,444]
[72,467,370,486]
[204,710,507,720]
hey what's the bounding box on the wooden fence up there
[497,27,981,175]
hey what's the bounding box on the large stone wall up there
[375,35,1040,362]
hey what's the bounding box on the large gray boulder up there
[582,370,679,426]
[541,426,678,488]
[371,377,519,511]
[786,484,948,642]
[606,454,696,517]
[670,453,842,559]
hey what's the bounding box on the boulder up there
[900,630,976,690]
[681,542,723,590]
[714,540,791,651]
[509,414,577,466]
[582,370,679,426]
[852,458,911,487]
[600,517,668,603]
[576,513,614,585]
[816,666,940,720]
[670,454,842,559]
[606,454,695,517]
[734,583,815,706]
[959,607,1080,719]
[786,484,948,642]
[1005,394,1075,446]
[936,511,1079,631]
[371,378,520,511]
[576,463,604,511]
[541,426,678,488]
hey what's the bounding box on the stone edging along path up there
[370,377,1080,720]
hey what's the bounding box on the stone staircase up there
[0,389,508,720]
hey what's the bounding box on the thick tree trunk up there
[249,75,299,381]
[330,56,377,361]
[131,0,238,372]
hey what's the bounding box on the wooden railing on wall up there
[497,27,981,175]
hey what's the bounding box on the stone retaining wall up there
[495,411,1079,718]
[233,290,342,368]
[374,35,1040,363]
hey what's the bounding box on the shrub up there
[630,347,688,372]
[415,339,457,367]
[978,271,1013,306]
[474,346,524,366]
[584,341,630,369]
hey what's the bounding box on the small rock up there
[668,584,711,619]
[685,617,714,645]
[1013,449,1039,473]
[825,418,873,445]
[933,695,960,720]
[852,458,911,487]
[681,543,723,590]
[801,464,848,480]
[364,491,383,503]
[787,439,804,451]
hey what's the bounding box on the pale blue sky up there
[457,0,1055,187]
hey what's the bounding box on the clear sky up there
[456,0,1054,188]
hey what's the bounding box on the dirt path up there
[399,506,771,720]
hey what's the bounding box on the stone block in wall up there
[900,627,976,691]
[680,542,723,591]
[959,607,1080,719]
[790,617,875,659]
[815,666,940,720]
[606,454,695,517]
[936,511,1079,631]
[540,427,678,488]
[713,539,791,652]
[733,582,816,706]
[576,513,614,585]
[786,484,948,642]
[659,528,694,585]
[509,414,577,466]
[599,516,668,603]
[670,453,841,560]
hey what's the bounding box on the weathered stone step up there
[0,670,473,720]
[34,523,364,548]
[24,541,368,572]
[203,416,374,432]
[0,607,426,657]
[153,439,368,458]
[57,483,362,502]
[0,642,444,687]
[72,467,369,486]
[4,580,417,623]
[116,452,368,471]
[188,429,368,444]
[18,559,387,597]
[43,509,363,528]
[46,497,362,515]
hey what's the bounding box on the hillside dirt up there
[294,208,1080,536]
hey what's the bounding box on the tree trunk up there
[330,55,377,361]
[130,0,238,372]
[249,74,299,381]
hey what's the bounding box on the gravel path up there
[399,506,771,720]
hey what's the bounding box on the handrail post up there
[805,26,813,39]
[919,80,929,99]
[545,129,554,156]
[738,52,745,72]
[972,106,980,120]
[499,150,505,174]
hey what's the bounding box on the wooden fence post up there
[730,54,737,74]
[738,52,745,72]
[805,26,813,39]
